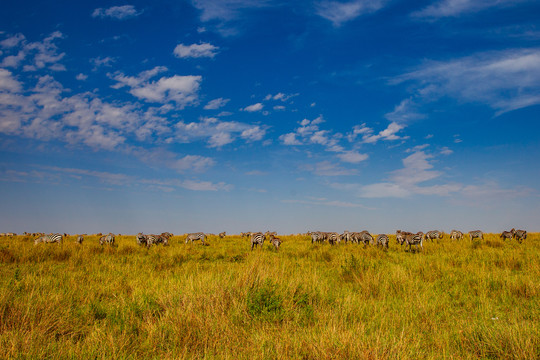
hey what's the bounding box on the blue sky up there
[1,0,539,234]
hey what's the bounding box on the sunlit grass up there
[0,233,538,359]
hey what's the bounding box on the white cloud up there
[175,116,266,148]
[76,73,88,81]
[392,48,540,115]
[204,97,229,110]
[92,5,142,20]
[385,98,426,123]
[0,31,65,71]
[111,67,202,108]
[336,151,369,163]
[279,132,302,145]
[174,42,219,58]
[242,102,263,112]
[315,0,387,26]
[412,0,524,19]
[361,122,406,144]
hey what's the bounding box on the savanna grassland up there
[0,233,538,359]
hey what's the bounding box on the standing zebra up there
[310,231,323,244]
[157,232,172,245]
[396,230,412,245]
[77,234,84,244]
[250,232,266,250]
[34,233,63,245]
[424,230,443,241]
[136,233,147,246]
[450,230,463,241]
[268,234,281,250]
[404,233,423,252]
[376,234,389,249]
[500,230,513,241]
[340,231,352,243]
[185,232,206,245]
[100,233,115,246]
[468,230,484,241]
[511,229,527,243]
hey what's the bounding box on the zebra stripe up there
[340,231,352,243]
[359,231,374,245]
[450,230,463,240]
[77,235,84,244]
[500,231,513,241]
[100,233,115,246]
[268,234,281,250]
[250,232,266,250]
[327,232,339,245]
[425,230,443,241]
[511,228,527,243]
[376,234,389,249]
[404,233,423,252]
[186,232,206,245]
[34,233,63,245]
[468,230,484,241]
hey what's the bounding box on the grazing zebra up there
[34,233,63,245]
[376,234,389,249]
[157,232,172,245]
[185,232,206,245]
[359,231,374,246]
[327,232,340,245]
[349,232,365,244]
[396,230,411,245]
[310,231,321,243]
[500,230,513,241]
[219,232,226,238]
[468,230,484,241]
[424,230,443,241]
[511,229,527,243]
[250,232,266,250]
[340,231,352,243]
[450,230,463,241]
[77,234,84,244]
[404,233,423,252]
[268,234,281,250]
[100,233,115,246]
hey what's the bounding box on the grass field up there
[0,233,538,359]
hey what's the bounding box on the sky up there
[0,0,539,235]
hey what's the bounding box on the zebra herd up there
[28,228,528,251]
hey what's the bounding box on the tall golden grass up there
[0,233,538,359]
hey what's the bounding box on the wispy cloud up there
[92,5,142,20]
[412,0,526,19]
[174,42,220,58]
[315,0,387,26]
[391,48,540,115]
[204,97,230,110]
[242,102,264,112]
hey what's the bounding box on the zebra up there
[310,231,323,244]
[500,230,513,241]
[77,234,84,244]
[100,233,115,246]
[340,231,352,243]
[349,232,364,244]
[468,230,484,241]
[185,232,206,245]
[396,230,411,245]
[136,232,147,246]
[511,229,527,243]
[34,233,63,245]
[450,230,463,241]
[268,234,281,250]
[157,232,172,245]
[424,230,443,241]
[327,232,340,245]
[250,232,266,250]
[219,232,226,239]
[376,234,389,249]
[404,233,423,252]
[359,231,374,246]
